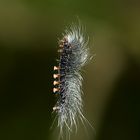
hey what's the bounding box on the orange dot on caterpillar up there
[59,44,64,48]
[54,66,60,71]
[57,49,63,53]
[59,40,64,44]
[53,88,60,93]
[53,81,60,86]
[53,106,60,111]
[53,74,60,79]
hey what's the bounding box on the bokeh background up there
[0,0,140,140]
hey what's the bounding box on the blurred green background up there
[0,0,140,140]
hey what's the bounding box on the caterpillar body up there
[52,24,92,139]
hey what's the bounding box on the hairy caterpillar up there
[52,23,93,139]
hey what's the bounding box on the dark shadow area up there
[97,53,140,140]
[0,45,55,140]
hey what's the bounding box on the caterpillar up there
[52,23,92,139]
